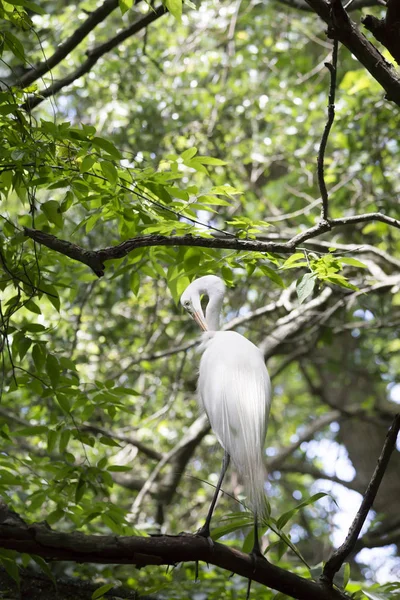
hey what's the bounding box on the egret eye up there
[184,300,191,309]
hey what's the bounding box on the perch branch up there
[0,500,348,600]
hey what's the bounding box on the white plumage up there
[181,275,271,522]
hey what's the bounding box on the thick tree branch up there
[23,209,400,276]
[0,502,348,600]
[304,0,400,105]
[23,6,167,112]
[321,413,400,584]
[362,0,400,65]
[275,0,385,13]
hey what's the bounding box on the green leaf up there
[324,274,358,291]
[75,474,86,503]
[296,273,316,304]
[15,425,48,436]
[196,156,227,166]
[80,155,96,173]
[276,493,327,529]
[92,137,122,159]
[56,394,71,414]
[0,556,20,589]
[92,583,114,599]
[31,555,56,586]
[47,430,58,453]
[46,354,60,388]
[99,436,121,447]
[181,147,197,160]
[281,252,307,270]
[259,263,285,288]
[164,0,182,20]
[18,335,32,359]
[362,591,387,600]
[41,200,63,228]
[107,465,132,472]
[119,0,133,14]
[25,300,41,315]
[59,429,70,453]
[100,160,118,185]
[0,469,21,485]
[3,31,25,60]
[343,562,350,589]
[339,257,367,269]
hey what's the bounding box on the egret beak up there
[192,310,208,331]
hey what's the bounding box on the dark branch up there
[362,0,400,65]
[19,0,119,88]
[23,6,167,111]
[0,503,348,600]
[304,0,400,106]
[23,209,400,276]
[321,413,400,584]
[318,38,338,221]
[274,0,386,13]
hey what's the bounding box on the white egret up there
[181,274,271,555]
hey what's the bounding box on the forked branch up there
[23,209,400,277]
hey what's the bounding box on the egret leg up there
[246,513,267,600]
[197,450,230,539]
[251,513,263,557]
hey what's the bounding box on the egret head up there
[180,275,226,332]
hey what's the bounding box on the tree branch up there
[23,209,400,277]
[274,0,385,13]
[19,0,119,88]
[23,6,167,111]
[362,0,400,65]
[318,38,338,221]
[321,413,400,585]
[0,502,349,600]
[304,0,400,105]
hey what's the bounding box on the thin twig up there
[321,413,400,585]
[318,38,338,221]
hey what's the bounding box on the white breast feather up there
[198,331,271,516]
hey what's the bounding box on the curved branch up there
[23,6,167,112]
[0,503,348,600]
[274,0,385,12]
[322,414,400,584]
[23,209,400,276]
[19,0,119,88]
[304,0,400,105]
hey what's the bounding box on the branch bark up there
[19,0,119,88]
[321,413,400,584]
[304,0,400,105]
[0,501,349,600]
[362,0,400,65]
[23,208,400,276]
[23,6,167,111]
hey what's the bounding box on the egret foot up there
[246,533,268,599]
[195,524,214,549]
